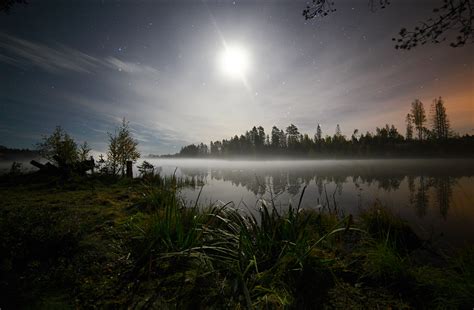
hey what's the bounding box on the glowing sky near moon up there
[0,1,472,154]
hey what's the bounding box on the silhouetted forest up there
[174,98,474,158]
[177,127,474,158]
[0,145,39,160]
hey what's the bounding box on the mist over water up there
[0,157,41,174]
[140,158,474,245]
[2,157,473,245]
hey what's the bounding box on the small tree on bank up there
[78,141,91,161]
[137,160,155,177]
[107,118,140,176]
[37,126,78,167]
[107,132,120,175]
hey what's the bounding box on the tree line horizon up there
[171,97,474,158]
[1,97,473,165]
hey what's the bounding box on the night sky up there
[0,0,472,154]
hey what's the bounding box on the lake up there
[140,158,474,246]
[2,157,473,245]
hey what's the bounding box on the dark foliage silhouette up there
[303,0,474,49]
[176,99,473,158]
[0,0,27,13]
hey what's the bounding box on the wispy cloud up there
[0,32,159,76]
[0,32,100,74]
[104,57,159,75]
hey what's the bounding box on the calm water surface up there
[141,158,474,245]
[2,158,473,245]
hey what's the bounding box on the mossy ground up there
[0,173,472,309]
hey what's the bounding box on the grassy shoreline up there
[0,173,473,308]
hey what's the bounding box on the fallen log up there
[30,158,94,175]
[30,160,44,169]
[30,160,59,172]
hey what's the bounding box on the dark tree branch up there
[302,0,474,49]
[393,0,473,49]
[302,0,336,20]
[0,0,27,14]
[303,0,390,20]
[368,0,391,12]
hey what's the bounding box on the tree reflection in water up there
[172,159,471,220]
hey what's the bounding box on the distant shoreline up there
[145,155,474,160]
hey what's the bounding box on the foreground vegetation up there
[1,171,473,309]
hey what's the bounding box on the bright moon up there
[219,45,250,79]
